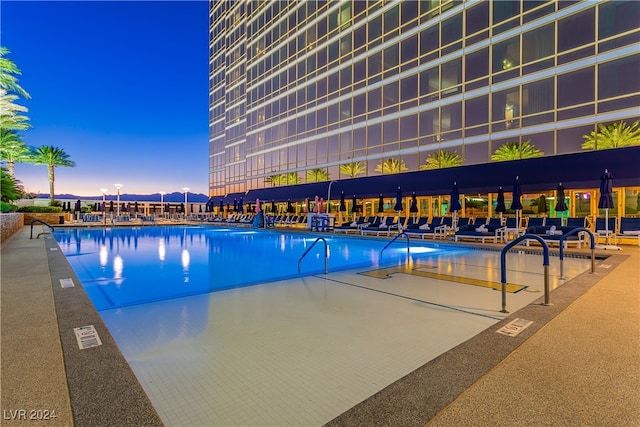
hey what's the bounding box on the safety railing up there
[559,227,595,279]
[380,232,410,258]
[297,237,328,274]
[30,219,55,239]
[500,234,550,313]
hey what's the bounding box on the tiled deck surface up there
[1,225,638,426]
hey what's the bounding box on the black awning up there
[241,146,639,202]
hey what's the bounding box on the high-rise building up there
[208,0,639,197]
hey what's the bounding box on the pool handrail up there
[30,219,55,239]
[380,232,410,258]
[559,227,595,279]
[500,234,550,313]
[297,237,328,275]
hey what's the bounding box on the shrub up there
[18,205,63,213]
[1,201,19,213]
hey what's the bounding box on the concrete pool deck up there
[1,226,638,426]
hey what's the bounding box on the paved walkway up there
[1,226,639,426]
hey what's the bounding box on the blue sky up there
[2,1,210,197]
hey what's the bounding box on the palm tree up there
[419,150,463,170]
[0,47,30,132]
[339,161,366,178]
[0,166,23,203]
[264,174,285,187]
[0,47,30,98]
[0,129,32,177]
[491,140,544,161]
[306,168,330,182]
[31,145,75,205]
[582,121,640,150]
[284,172,301,185]
[375,158,408,174]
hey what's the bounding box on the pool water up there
[54,226,464,310]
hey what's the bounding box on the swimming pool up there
[53,226,464,310]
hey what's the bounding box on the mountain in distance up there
[38,192,210,203]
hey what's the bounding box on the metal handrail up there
[297,237,328,274]
[30,219,55,239]
[380,231,410,257]
[500,234,550,313]
[559,227,595,279]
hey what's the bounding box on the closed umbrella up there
[165,202,170,213]
[495,187,506,216]
[199,204,203,213]
[598,169,616,247]
[287,200,295,214]
[256,198,261,213]
[394,186,403,212]
[233,199,238,212]
[339,192,346,212]
[75,200,81,212]
[351,195,358,214]
[226,202,230,213]
[319,198,325,213]
[510,176,523,230]
[134,201,139,218]
[109,200,114,213]
[219,200,224,214]
[377,194,384,213]
[238,198,243,213]
[179,203,185,214]
[271,200,276,213]
[304,198,309,213]
[450,182,462,226]
[410,192,418,215]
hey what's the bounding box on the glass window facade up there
[209,0,640,196]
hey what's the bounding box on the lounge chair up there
[404,217,447,239]
[594,217,617,244]
[334,216,367,234]
[616,217,640,246]
[405,216,428,230]
[360,216,383,233]
[566,217,586,228]
[454,217,506,243]
[362,216,398,237]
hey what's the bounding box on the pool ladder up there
[30,219,55,239]
[298,237,328,274]
[380,232,410,257]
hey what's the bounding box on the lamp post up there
[114,183,123,217]
[327,180,337,214]
[182,187,190,221]
[159,191,166,218]
[100,188,108,225]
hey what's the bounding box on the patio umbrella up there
[199,204,203,213]
[75,200,81,212]
[238,197,244,213]
[134,201,139,217]
[109,201,114,213]
[410,192,418,214]
[164,202,170,213]
[598,169,614,245]
[190,203,194,214]
[271,200,276,213]
[256,198,261,213]
[233,199,238,212]
[226,202,230,213]
[287,200,295,214]
[100,202,105,212]
[219,200,223,213]
[304,198,309,214]
[314,195,319,213]
[339,192,346,212]
[450,182,462,225]
[351,195,357,214]
[510,176,523,231]
[394,187,403,212]
[319,198,325,213]
[377,194,384,213]
[495,187,506,218]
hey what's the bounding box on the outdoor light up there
[182,187,190,216]
[114,184,123,217]
[100,188,108,224]
[159,191,166,217]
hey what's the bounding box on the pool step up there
[359,264,526,293]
